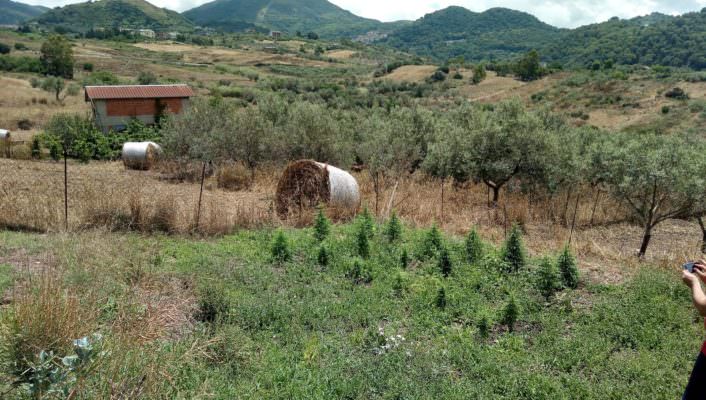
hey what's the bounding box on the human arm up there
[684,265,706,317]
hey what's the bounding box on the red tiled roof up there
[85,85,194,101]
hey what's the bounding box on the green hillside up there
[0,0,47,25]
[34,0,194,32]
[542,9,706,69]
[380,7,563,62]
[183,0,397,37]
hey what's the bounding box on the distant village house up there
[269,31,282,39]
[85,85,194,133]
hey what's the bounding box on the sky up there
[23,0,706,28]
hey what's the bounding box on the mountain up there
[34,0,194,32]
[0,0,47,25]
[183,0,400,37]
[542,9,706,69]
[379,7,563,62]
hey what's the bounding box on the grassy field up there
[0,219,701,399]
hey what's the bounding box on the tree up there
[40,35,74,79]
[40,77,65,101]
[471,64,486,84]
[515,49,542,81]
[463,101,554,206]
[41,113,107,162]
[502,224,526,272]
[603,132,706,257]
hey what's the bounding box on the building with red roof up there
[85,84,194,133]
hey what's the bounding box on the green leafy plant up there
[558,245,579,289]
[502,295,519,332]
[537,257,561,300]
[438,247,452,278]
[502,224,526,272]
[435,286,447,309]
[197,284,231,323]
[313,207,331,242]
[356,224,370,259]
[420,224,443,259]
[465,227,483,264]
[317,246,329,267]
[271,230,291,264]
[400,248,409,269]
[385,211,402,243]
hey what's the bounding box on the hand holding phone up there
[684,262,697,273]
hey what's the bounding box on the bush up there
[358,207,375,237]
[0,55,43,73]
[385,211,402,243]
[82,62,93,71]
[427,70,447,83]
[400,248,409,269]
[661,105,670,114]
[0,43,9,54]
[137,71,158,85]
[477,311,491,338]
[665,87,688,100]
[558,245,579,289]
[271,230,291,264]
[13,43,28,51]
[65,83,81,97]
[502,225,526,273]
[537,258,561,299]
[196,284,231,323]
[347,259,372,284]
[465,228,483,264]
[82,71,119,86]
[313,207,331,242]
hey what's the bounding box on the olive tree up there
[603,132,706,257]
[40,35,74,79]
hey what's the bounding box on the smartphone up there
[684,262,697,273]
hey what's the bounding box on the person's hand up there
[694,262,706,283]
[684,269,699,288]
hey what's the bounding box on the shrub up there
[465,228,483,264]
[502,295,519,332]
[558,245,579,289]
[0,42,10,54]
[313,207,331,242]
[196,284,230,323]
[14,43,28,51]
[29,77,40,88]
[477,312,491,338]
[661,106,670,114]
[356,224,370,259]
[358,207,375,237]
[82,71,119,86]
[317,246,329,267]
[427,70,447,83]
[438,247,452,277]
[435,286,447,309]
[137,71,158,85]
[271,230,291,264]
[31,137,41,159]
[665,87,688,100]
[82,62,93,71]
[502,224,526,273]
[385,211,402,243]
[65,83,81,97]
[0,55,42,73]
[537,258,561,300]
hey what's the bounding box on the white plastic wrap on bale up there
[0,130,9,141]
[122,141,162,170]
[315,162,361,210]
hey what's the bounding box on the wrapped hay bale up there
[276,160,360,217]
[0,129,9,141]
[122,141,162,170]
[0,130,9,158]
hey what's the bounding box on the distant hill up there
[542,9,706,69]
[34,0,194,32]
[183,0,400,37]
[0,0,47,25]
[379,7,563,62]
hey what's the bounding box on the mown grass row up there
[0,213,701,399]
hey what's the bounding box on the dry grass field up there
[0,158,700,287]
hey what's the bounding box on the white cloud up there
[21,0,706,28]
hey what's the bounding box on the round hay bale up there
[122,141,162,170]
[0,129,9,141]
[275,160,360,218]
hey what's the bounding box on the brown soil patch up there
[327,50,357,59]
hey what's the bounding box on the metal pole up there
[64,149,68,231]
[569,194,580,245]
[195,161,207,231]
